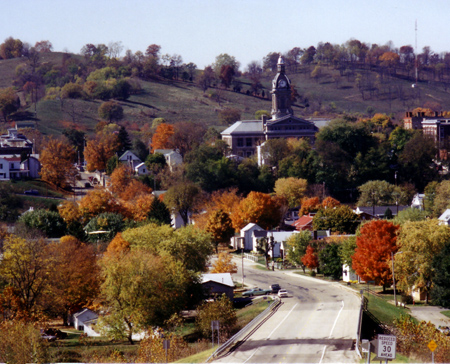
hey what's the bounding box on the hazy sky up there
[3,0,449,69]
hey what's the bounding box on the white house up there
[134,162,148,176]
[230,223,265,251]
[0,156,41,180]
[73,308,100,337]
[411,193,425,210]
[252,230,300,258]
[119,151,142,169]
[154,149,183,172]
[439,209,450,226]
[342,264,358,282]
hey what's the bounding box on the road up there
[214,257,361,363]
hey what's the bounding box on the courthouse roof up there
[221,121,263,135]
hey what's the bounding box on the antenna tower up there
[415,20,418,84]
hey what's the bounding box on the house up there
[72,308,147,340]
[438,209,450,226]
[134,162,148,176]
[154,149,183,172]
[251,230,299,259]
[0,128,33,153]
[73,308,100,337]
[0,156,41,180]
[230,223,264,251]
[221,56,318,158]
[342,264,358,283]
[201,273,234,300]
[354,205,409,219]
[293,214,315,231]
[118,151,142,169]
[411,193,425,210]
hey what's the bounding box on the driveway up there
[409,305,450,328]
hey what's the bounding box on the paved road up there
[214,257,360,363]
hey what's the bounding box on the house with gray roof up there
[221,56,318,158]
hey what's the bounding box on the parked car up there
[278,289,288,298]
[242,287,272,297]
[270,284,281,293]
[24,189,39,195]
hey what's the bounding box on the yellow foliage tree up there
[58,200,82,224]
[78,189,120,219]
[210,252,237,274]
[40,136,77,188]
[274,177,307,208]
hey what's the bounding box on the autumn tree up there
[205,209,234,253]
[34,40,53,52]
[193,188,242,231]
[210,252,237,274]
[352,220,399,290]
[0,37,23,59]
[151,123,175,152]
[195,294,237,338]
[105,232,130,257]
[274,177,307,208]
[302,245,319,272]
[84,134,119,171]
[0,235,53,317]
[98,250,191,344]
[47,236,99,324]
[299,196,321,216]
[109,163,133,195]
[231,191,282,231]
[285,231,311,272]
[395,219,450,303]
[78,189,120,219]
[39,136,77,188]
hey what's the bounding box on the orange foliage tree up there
[151,123,175,152]
[105,232,130,257]
[193,188,242,231]
[40,136,77,188]
[109,164,134,195]
[352,220,399,290]
[322,197,340,209]
[301,245,319,271]
[299,196,321,216]
[78,189,121,219]
[84,134,119,171]
[231,191,282,231]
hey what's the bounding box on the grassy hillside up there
[3,52,450,137]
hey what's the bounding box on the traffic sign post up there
[377,334,396,360]
[428,340,437,364]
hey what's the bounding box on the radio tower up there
[415,19,418,85]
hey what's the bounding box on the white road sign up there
[377,334,396,360]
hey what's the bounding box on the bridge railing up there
[206,297,281,362]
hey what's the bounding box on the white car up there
[278,289,288,298]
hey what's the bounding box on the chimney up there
[262,115,268,125]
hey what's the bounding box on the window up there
[246,151,253,157]
[0,164,2,169]
[246,138,252,147]
[237,138,244,147]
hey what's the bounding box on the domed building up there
[221,56,318,159]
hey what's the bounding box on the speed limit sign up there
[377,334,396,360]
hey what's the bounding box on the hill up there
[2,52,450,137]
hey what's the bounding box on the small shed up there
[201,273,234,300]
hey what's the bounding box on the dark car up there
[24,189,39,195]
[270,284,281,293]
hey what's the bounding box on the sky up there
[2,0,450,70]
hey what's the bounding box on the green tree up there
[318,243,341,279]
[339,235,357,267]
[147,197,171,225]
[430,180,450,217]
[260,139,290,168]
[195,294,237,338]
[18,209,66,238]
[274,177,308,208]
[256,235,275,269]
[393,208,427,225]
[312,205,359,234]
[255,110,270,120]
[431,242,450,307]
[0,87,19,122]
[164,182,200,226]
[0,183,22,222]
[357,180,405,215]
[395,219,450,304]
[285,231,312,272]
[84,212,125,244]
[98,250,190,344]
[98,101,124,123]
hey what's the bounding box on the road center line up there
[319,300,345,364]
[267,303,298,339]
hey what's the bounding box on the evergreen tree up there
[147,197,171,225]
